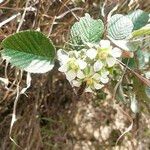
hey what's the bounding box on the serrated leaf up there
[108,14,134,40]
[127,9,149,30]
[71,13,104,46]
[1,30,56,73]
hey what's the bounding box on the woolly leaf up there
[108,14,133,40]
[71,13,104,47]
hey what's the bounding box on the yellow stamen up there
[98,51,108,59]
[69,60,78,71]
[85,78,93,85]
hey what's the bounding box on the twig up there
[112,59,129,101]
[56,7,82,20]
[107,4,119,22]
[47,16,56,38]
[115,104,133,145]
[0,13,21,28]
[16,0,30,32]
[117,59,150,87]
[59,0,79,21]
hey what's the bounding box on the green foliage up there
[131,24,150,38]
[71,13,104,47]
[1,30,56,73]
[108,14,133,40]
[127,9,149,30]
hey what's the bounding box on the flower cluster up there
[57,40,122,93]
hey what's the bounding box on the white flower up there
[101,70,109,77]
[57,40,122,93]
[100,40,111,48]
[94,60,103,72]
[86,48,97,59]
[84,87,92,92]
[77,70,85,79]
[110,47,122,58]
[96,40,122,67]
[71,67,104,92]
[57,49,69,64]
[94,83,104,90]
[58,63,68,72]
[106,57,116,67]
[76,59,87,70]
[84,73,104,92]
[72,80,81,87]
[65,70,76,81]
[100,76,109,84]
[100,70,109,84]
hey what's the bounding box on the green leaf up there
[123,58,137,69]
[127,9,149,30]
[71,13,104,46]
[131,24,150,38]
[108,14,134,40]
[1,30,56,73]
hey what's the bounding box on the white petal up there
[100,40,110,48]
[77,70,85,79]
[94,82,104,90]
[101,70,109,78]
[106,57,116,67]
[94,60,103,72]
[100,77,109,84]
[86,48,97,59]
[85,86,93,93]
[72,80,81,87]
[57,49,69,64]
[58,64,68,72]
[92,73,101,81]
[65,70,76,82]
[76,59,87,69]
[111,47,122,58]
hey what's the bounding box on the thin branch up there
[0,13,21,28]
[16,0,30,32]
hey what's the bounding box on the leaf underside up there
[108,14,134,40]
[1,30,56,73]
